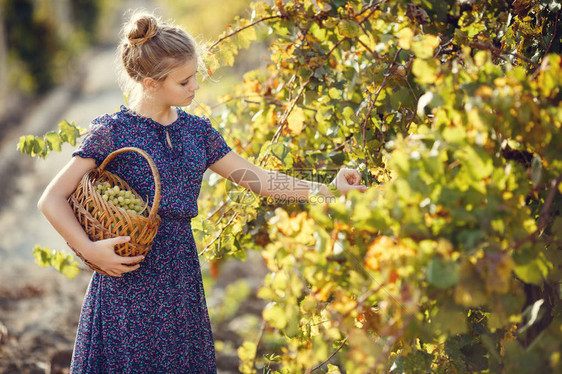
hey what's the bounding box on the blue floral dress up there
[70,106,231,373]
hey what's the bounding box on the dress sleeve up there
[72,116,115,166]
[202,116,232,169]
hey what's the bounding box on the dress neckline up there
[120,105,184,129]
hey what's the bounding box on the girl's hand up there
[81,236,145,277]
[330,168,368,195]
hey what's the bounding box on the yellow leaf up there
[263,303,288,329]
[287,106,306,135]
[397,27,414,49]
[411,34,440,59]
[412,58,439,84]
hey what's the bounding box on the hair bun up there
[127,14,159,47]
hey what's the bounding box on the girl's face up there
[154,58,200,107]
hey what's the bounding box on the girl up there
[38,11,367,373]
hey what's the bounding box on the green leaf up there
[328,87,341,99]
[216,40,237,67]
[59,120,79,146]
[462,23,486,38]
[310,22,327,40]
[32,245,80,279]
[32,137,46,158]
[432,307,467,334]
[270,142,293,167]
[235,23,257,50]
[45,131,62,152]
[59,259,80,279]
[33,245,52,267]
[17,135,35,155]
[338,19,361,38]
[264,353,282,362]
[460,147,493,180]
[530,155,542,187]
[50,251,80,279]
[514,254,551,285]
[427,258,460,289]
[402,349,434,373]
[503,340,540,372]
[326,364,342,373]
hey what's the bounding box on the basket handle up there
[98,147,161,222]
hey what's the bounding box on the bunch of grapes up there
[95,181,147,216]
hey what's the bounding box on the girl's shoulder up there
[176,107,214,133]
[89,106,136,131]
[90,112,120,129]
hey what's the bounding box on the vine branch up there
[250,319,267,371]
[544,9,561,57]
[471,41,539,68]
[360,48,402,169]
[259,76,313,167]
[308,337,348,373]
[507,176,561,251]
[198,210,238,256]
[208,15,282,52]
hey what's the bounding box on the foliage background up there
[190,0,562,372]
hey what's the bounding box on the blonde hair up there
[116,11,200,105]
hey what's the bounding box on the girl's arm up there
[209,151,367,201]
[37,156,144,277]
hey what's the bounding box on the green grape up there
[93,181,147,217]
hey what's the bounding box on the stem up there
[309,337,348,373]
[507,176,561,251]
[250,319,267,371]
[208,16,282,52]
[544,10,561,57]
[538,176,562,229]
[360,48,402,169]
[355,37,380,59]
[357,0,388,23]
[198,211,238,256]
[259,76,313,167]
[471,42,539,68]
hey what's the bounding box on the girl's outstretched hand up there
[82,236,145,277]
[330,168,368,195]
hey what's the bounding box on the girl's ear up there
[142,77,161,92]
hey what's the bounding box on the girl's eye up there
[180,72,198,86]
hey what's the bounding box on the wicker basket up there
[68,147,161,275]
